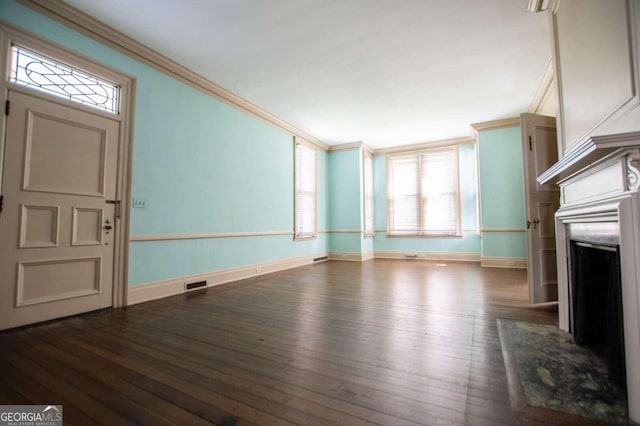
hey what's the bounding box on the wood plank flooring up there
[0,260,615,425]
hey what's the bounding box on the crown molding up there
[362,143,374,154]
[329,141,374,154]
[470,117,521,133]
[19,0,330,151]
[373,135,476,156]
[329,141,364,152]
[528,60,554,114]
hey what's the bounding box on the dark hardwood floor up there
[0,260,613,425]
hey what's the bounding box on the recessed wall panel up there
[555,0,633,150]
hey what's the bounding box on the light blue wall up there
[372,143,481,254]
[327,149,364,253]
[328,149,361,230]
[477,126,527,259]
[0,1,328,285]
[481,233,527,258]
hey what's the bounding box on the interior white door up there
[521,113,559,303]
[0,89,119,330]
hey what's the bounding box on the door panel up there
[0,89,119,330]
[537,202,555,238]
[20,204,59,248]
[521,113,559,303]
[72,207,104,246]
[17,257,101,306]
[24,110,107,196]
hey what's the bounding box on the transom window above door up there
[9,45,120,114]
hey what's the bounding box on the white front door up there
[0,89,120,330]
[521,113,559,303]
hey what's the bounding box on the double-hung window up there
[294,139,317,239]
[386,146,461,236]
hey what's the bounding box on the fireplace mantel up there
[554,145,640,422]
[538,132,640,186]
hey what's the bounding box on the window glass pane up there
[9,45,120,114]
[388,155,419,235]
[421,149,459,234]
[295,143,316,239]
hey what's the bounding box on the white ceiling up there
[62,0,551,149]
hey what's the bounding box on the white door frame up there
[0,22,134,308]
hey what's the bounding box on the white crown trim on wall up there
[470,117,521,132]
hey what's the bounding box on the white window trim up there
[294,138,317,240]
[363,152,374,238]
[386,145,462,237]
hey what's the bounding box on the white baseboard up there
[373,250,480,262]
[328,252,368,262]
[128,253,327,305]
[481,256,528,269]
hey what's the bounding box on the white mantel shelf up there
[538,131,640,185]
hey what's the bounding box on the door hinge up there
[528,135,532,151]
[4,100,9,116]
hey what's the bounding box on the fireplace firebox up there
[569,238,626,389]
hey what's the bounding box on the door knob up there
[104,225,113,230]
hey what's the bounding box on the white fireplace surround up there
[555,147,640,422]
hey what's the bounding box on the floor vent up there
[185,280,207,292]
[314,256,328,262]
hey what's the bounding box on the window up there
[294,140,317,239]
[363,153,374,237]
[386,146,461,236]
[9,45,120,114]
